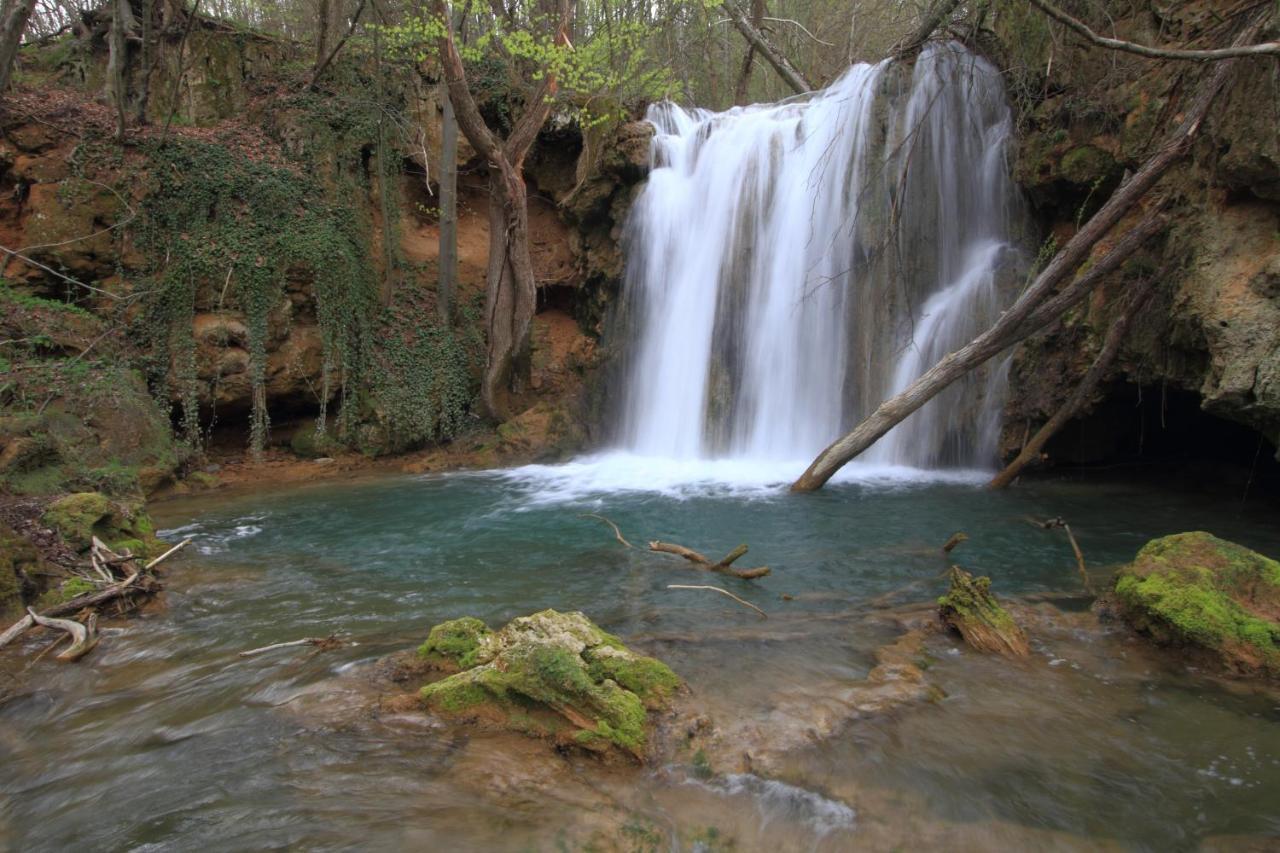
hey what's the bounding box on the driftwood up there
[1033,518,1093,595]
[239,635,346,658]
[648,541,770,579]
[580,513,634,549]
[989,279,1156,489]
[0,537,189,658]
[937,567,1029,657]
[667,584,767,618]
[790,13,1267,492]
[27,608,98,662]
[941,532,968,554]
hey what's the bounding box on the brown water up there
[2,464,1278,851]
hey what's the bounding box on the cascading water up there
[615,43,1027,471]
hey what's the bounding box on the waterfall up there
[615,43,1027,471]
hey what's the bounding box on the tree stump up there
[938,567,1030,658]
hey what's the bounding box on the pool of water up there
[2,455,1278,850]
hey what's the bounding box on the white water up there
[614,43,1026,473]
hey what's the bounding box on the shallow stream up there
[3,456,1279,851]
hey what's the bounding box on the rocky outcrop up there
[990,0,1280,471]
[1113,532,1279,679]
[417,610,680,760]
[41,491,162,557]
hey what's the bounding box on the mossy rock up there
[40,492,164,557]
[418,610,680,760]
[938,567,1030,658]
[0,523,40,619]
[1114,532,1280,679]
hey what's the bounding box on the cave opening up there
[1040,382,1280,499]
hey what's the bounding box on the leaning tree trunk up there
[790,14,1266,492]
[0,0,39,94]
[721,0,811,94]
[988,278,1156,489]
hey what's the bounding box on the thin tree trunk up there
[892,0,962,60]
[732,0,764,105]
[315,0,331,70]
[106,0,131,139]
[0,0,38,94]
[132,0,155,124]
[721,0,810,95]
[308,0,366,90]
[988,279,1156,489]
[438,82,459,324]
[790,16,1264,493]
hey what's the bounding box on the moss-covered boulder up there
[0,523,41,619]
[40,492,163,557]
[1114,532,1280,679]
[938,567,1030,658]
[418,610,680,760]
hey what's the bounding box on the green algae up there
[417,616,493,669]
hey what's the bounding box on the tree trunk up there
[438,82,459,324]
[315,0,331,70]
[481,162,537,418]
[892,0,962,60]
[0,0,37,94]
[721,0,810,95]
[106,0,131,139]
[988,279,1156,489]
[732,0,765,105]
[132,0,156,125]
[790,18,1262,492]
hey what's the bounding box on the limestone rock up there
[1114,532,1280,679]
[418,610,680,760]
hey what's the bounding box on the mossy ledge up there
[1113,532,1280,679]
[417,610,681,760]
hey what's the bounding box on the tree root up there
[27,608,99,662]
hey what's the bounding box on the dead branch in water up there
[27,608,98,662]
[649,541,770,579]
[941,532,968,554]
[579,513,634,549]
[1032,517,1094,595]
[667,584,767,618]
[239,635,347,658]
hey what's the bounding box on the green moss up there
[691,748,713,780]
[586,653,681,708]
[1060,145,1116,185]
[41,492,115,549]
[35,575,96,609]
[416,609,679,757]
[417,616,492,669]
[1115,532,1280,676]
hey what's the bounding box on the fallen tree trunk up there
[721,0,811,95]
[989,279,1156,489]
[790,14,1264,492]
[892,0,962,60]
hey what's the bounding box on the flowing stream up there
[2,473,1279,850]
[617,43,1025,468]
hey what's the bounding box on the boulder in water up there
[1113,532,1279,679]
[938,567,1030,657]
[418,610,680,759]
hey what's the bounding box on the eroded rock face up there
[1113,532,1280,679]
[417,610,680,760]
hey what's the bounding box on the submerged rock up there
[1113,532,1279,679]
[937,567,1030,658]
[417,610,681,760]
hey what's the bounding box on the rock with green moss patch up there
[1114,532,1280,679]
[418,609,680,759]
[40,492,164,557]
[0,523,40,619]
[938,566,1029,658]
